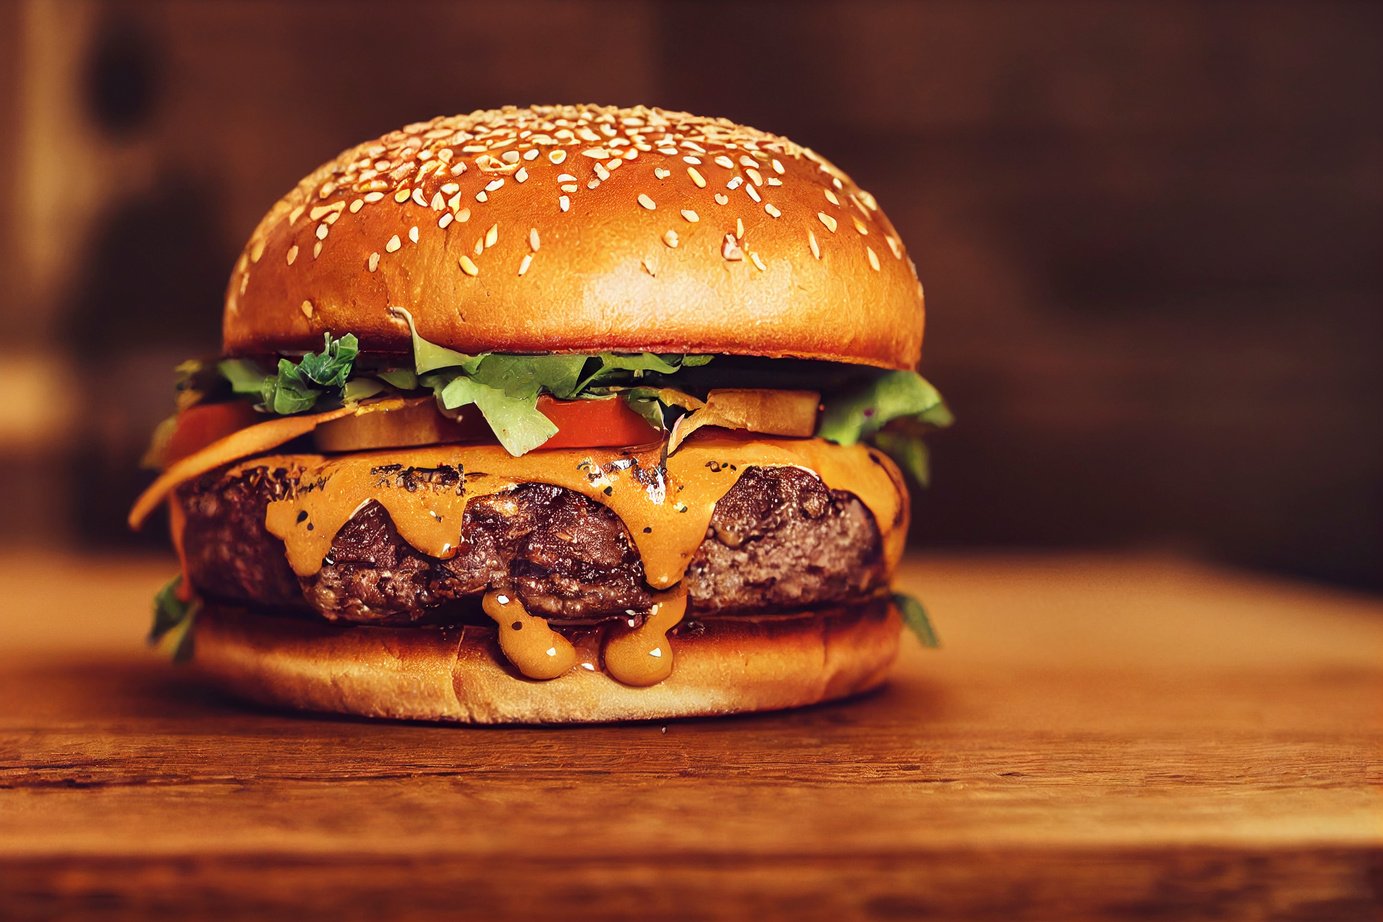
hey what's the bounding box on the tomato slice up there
[162,402,261,465]
[534,395,661,448]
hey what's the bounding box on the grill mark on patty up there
[177,464,886,627]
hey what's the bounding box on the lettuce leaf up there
[436,375,558,455]
[216,333,360,415]
[818,371,952,486]
[818,371,951,445]
[389,306,485,374]
[892,591,940,648]
[150,574,198,663]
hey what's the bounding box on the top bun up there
[224,105,924,369]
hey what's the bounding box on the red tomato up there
[535,396,661,448]
[163,402,260,464]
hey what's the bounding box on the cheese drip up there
[603,589,688,686]
[259,435,905,586]
[482,591,578,680]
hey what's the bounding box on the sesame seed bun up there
[193,601,902,724]
[223,104,924,369]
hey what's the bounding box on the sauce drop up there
[602,589,688,686]
[482,591,578,680]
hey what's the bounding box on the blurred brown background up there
[0,0,1378,588]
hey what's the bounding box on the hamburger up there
[130,104,950,723]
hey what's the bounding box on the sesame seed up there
[746,168,764,186]
[529,228,540,251]
[549,150,567,164]
[561,183,579,193]
[663,229,680,248]
[523,148,540,161]
[458,254,480,276]
[683,155,702,165]
[428,192,443,210]
[606,157,623,171]
[309,202,344,221]
[582,147,609,159]
[885,235,903,258]
[714,155,734,169]
[593,162,610,181]
[722,234,744,261]
[300,300,313,318]
[867,246,881,271]
[349,199,364,214]
[714,193,729,205]
[750,252,767,271]
[817,212,838,233]
[448,192,462,211]
[642,257,657,276]
[638,193,656,211]
[412,188,428,207]
[385,234,401,253]
[736,217,745,238]
[501,150,520,163]
[766,177,783,187]
[824,189,840,206]
[315,223,329,240]
[745,184,762,203]
[557,173,577,183]
[654,167,670,180]
[518,253,533,276]
[687,167,707,188]
[680,209,699,223]
[485,178,504,192]
[438,213,454,229]
[771,158,785,174]
[455,207,471,223]
[364,192,386,203]
[559,195,571,212]
[853,217,869,235]
[440,183,460,194]
[485,223,498,248]
[408,225,419,244]
[476,190,488,202]
[312,241,323,258]
[368,252,380,272]
[764,203,781,218]
[473,237,484,257]
[286,245,299,265]
[727,176,744,190]
[515,167,528,183]
[808,231,821,260]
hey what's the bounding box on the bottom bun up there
[194,601,902,724]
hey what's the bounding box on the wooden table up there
[2,551,1380,920]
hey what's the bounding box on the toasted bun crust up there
[194,602,902,724]
[224,104,924,369]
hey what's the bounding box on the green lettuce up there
[149,574,198,663]
[819,370,953,485]
[388,307,713,455]
[892,592,940,648]
[217,332,360,415]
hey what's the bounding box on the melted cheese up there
[236,433,905,687]
[254,434,907,587]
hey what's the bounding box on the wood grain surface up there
[1,552,1380,921]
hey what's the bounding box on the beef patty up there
[178,463,886,626]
